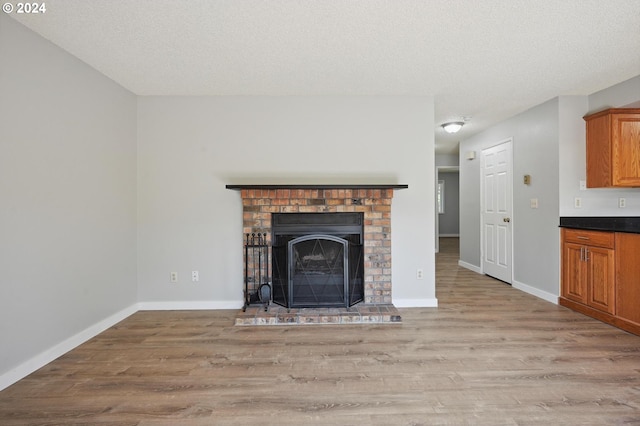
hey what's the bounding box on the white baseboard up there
[0,303,138,392]
[512,280,559,305]
[137,300,243,311]
[393,298,438,308]
[458,260,482,274]
[0,300,247,391]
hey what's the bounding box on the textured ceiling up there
[8,0,640,154]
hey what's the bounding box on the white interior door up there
[481,140,513,283]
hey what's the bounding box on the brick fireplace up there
[228,184,407,308]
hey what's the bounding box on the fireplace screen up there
[271,213,364,309]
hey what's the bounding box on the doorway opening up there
[435,166,460,253]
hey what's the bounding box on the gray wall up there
[559,76,640,216]
[0,16,138,381]
[136,96,437,307]
[436,154,459,167]
[438,171,460,236]
[589,75,640,112]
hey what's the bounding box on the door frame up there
[435,165,459,253]
[480,138,514,283]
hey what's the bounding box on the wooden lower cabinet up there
[560,228,640,336]
[615,233,640,327]
[561,229,615,313]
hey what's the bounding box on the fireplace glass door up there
[289,235,348,308]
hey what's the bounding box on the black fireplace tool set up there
[243,233,271,311]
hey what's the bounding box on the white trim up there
[0,304,138,392]
[137,300,243,311]
[393,298,438,308]
[437,180,445,214]
[0,300,246,390]
[512,280,559,305]
[458,260,482,274]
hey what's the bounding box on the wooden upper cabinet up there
[585,108,640,188]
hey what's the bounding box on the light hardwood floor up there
[1,237,639,425]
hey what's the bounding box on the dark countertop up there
[559,217,640,234]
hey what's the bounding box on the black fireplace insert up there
[272,213,364,309]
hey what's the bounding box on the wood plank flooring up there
[1,237,640,425]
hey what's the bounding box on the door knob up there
[503,217,511,223]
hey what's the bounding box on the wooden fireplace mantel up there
[225,184,408,190]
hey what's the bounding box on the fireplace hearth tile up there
[301,314,319,324]
[320,315,340,324]
[276,312,299,324]
[361,314,382,323]
[235,304,401,326]
[340,313,361,323]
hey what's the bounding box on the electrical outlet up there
[191,270,199,282]
[574,197,582,208]
[619,198,626,208]
[170,272,178,283]
[416,269,424,280]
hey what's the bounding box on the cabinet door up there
[562,243,587,304]
[586,113,612,188]
[612,113,640,186]
[587,247,615,314]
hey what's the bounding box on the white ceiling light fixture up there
[441,121,465,134]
